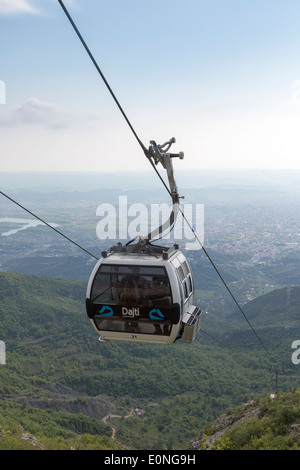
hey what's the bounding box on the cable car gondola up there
[86,138,202,344]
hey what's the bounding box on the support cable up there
[179,207,273,360]
[57,0,147,156]
[0,191,99,261]
[57,0,276,364]
[0,0,277,367]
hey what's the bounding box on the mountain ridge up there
[0,270,300,449]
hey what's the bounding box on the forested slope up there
[0,271,299,449]
[191,388,300,450]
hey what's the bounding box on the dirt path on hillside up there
[102,408,134,440]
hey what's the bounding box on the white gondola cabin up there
[86,138,202,344]
[86,241,201,344]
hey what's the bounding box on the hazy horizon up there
[1,168,300,193]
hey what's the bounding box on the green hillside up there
[0,401,124,450]
[0,271,299,449]
[191,388,300,450]
[230,285,300,326]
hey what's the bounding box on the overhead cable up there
[57,0,275,363]
[0,191,99,261]
[0,0,276,365]
[57,0,147,156]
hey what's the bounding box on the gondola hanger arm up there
[145,137,184,241]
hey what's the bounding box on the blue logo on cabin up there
[149,308,165,321]
[99,305,114,317]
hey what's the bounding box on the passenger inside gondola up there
[91,266,173,335]
[119,277,140,304]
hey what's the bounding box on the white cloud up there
[0,98,68,128]
[0,0,39,15]
[17,98,60,124]
[0,97,102,132]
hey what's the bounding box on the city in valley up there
[1,170,299,316]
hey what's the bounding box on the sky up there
[1,0,300,172]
